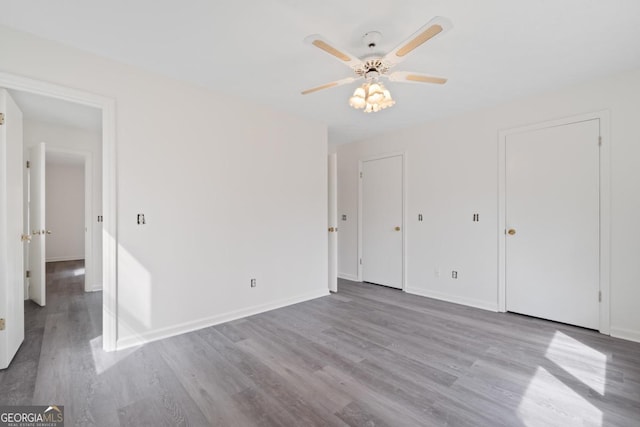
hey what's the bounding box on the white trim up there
[338,272,359,282]
[328,153,338,293]
[0,72,118,351]
[497,110,611,335]
[116,289,330,350]
[598,113,611,335]
[357,151,406,289]
[610,327,640,344]
[46,256,84,263]
[102,98,117,352]
[405,287,498,312]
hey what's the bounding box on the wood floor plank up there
[235,337,353,416]
[2,265,640,426]
[196,327,340,426]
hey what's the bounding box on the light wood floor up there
[1,261,640,426]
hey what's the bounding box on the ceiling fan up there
[301,17,452,113]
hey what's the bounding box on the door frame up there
[497,110,610,334]
[0,72,117,351]
[328,153,338,293]
[43,147,94,292]
[357,151,407,289]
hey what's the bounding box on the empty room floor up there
[1,263,639,426]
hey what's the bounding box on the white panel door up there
[506,119,600,329]
[29,142,46,306]
[0,89,25,369]
[328,153,338,292]
[362,155,403,289]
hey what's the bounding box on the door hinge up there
[26,270,30,278]
[599,290,602,302]
[0,112,4,125]
[598,136,602,146]
[0,318,5,330]
[26,160,30,168]
[360,172,363,178]
[359,258,362,265]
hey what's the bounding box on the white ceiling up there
[46,151,84,167]
[2,0,639,144]
[8,90,102,132]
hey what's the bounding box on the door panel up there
[362,155,403,289]
[29,142,46,306]
[506,119,599,329]
[0,89,25,369]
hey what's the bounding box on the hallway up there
[0,261,101,406]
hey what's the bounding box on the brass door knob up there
[394,226,401,231]
[46,230,52,235]
[21,234,31,242]
[507,229,516,235]
[32,230,41,235]
[328,227,335,232]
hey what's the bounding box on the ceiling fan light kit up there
[302,16,452,114]
[349,81,395,112]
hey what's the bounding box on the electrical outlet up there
[137,213,146,225]
[342,214,347,221]
[250,279,257,288]
[452,271,458,279]
[418,213,423,222]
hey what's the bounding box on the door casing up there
[498,111,611,334]
[328,153,338,293]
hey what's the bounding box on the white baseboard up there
[338,272,359,282]
[46,256,84,263]
[610,327,640,343]
[405,287,498,312]
[116,288,330,350]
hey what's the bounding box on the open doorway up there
[45,151,87,265]
[10,89,103,305]
[45,150,93,294]
[0,71,117,355]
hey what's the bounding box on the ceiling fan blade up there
[388,71,447,85]
[301,77,356,95]
[304,34,362,69]
[384,17,452,65]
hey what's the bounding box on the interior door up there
[29,142,46,306]
[506,119,600,329]
[0,88,25,369]
[328,153,338,292]
[361,155,403,289]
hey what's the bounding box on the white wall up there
[23,120,102,291]
[0,25,328,348]
[337,68,640,343]
[45,161,84,262]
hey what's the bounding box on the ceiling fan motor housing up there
[355,58,390,80]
